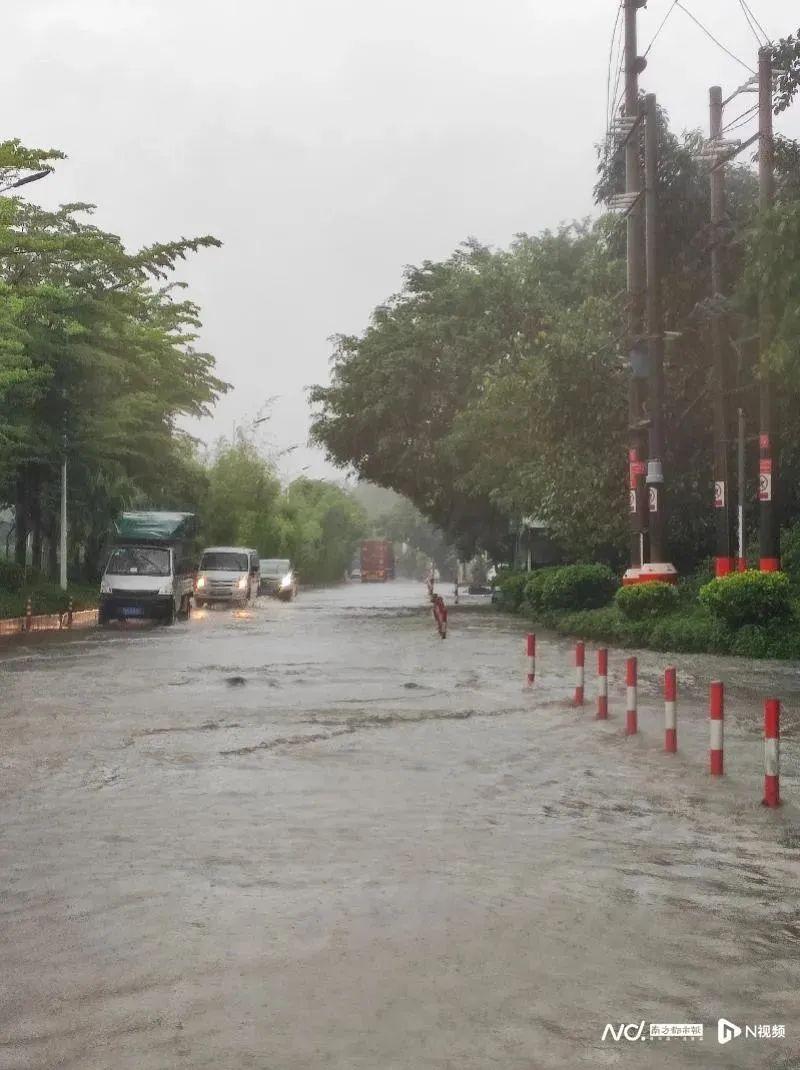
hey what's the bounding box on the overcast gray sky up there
[8,0,799,479]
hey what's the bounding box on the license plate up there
[120,606,144,618]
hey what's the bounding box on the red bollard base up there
[597,697,608,720]
[763,775,780,807]
[710,750,724,776]
[665,728,676,753]
[625,711,637,736]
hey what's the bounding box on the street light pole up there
[60,393,67,590]
[60,454,67,590]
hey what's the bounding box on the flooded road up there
[1,581,799,1069]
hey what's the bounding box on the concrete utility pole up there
[60,458,67,590]
[623,0,649,579]
[738,407,746,568]
[709,85,734,577]
[59,395,68,591]
[757,46,779,571]
[643,92,668,566]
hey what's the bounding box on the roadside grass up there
[0,581,98,620]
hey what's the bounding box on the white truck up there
[98,511,197,625]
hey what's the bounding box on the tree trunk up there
[84,528,105,583]
[14,473,28,567]
[30,470,43,574]
[47,538,58,581]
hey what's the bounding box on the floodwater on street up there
[1,581,799,1069]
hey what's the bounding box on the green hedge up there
[495,569,529,609]
[699,570,792,629]
[524,568,558,609]
[494,563,800,658]
[615,581,679,620]
[537,564,618,611]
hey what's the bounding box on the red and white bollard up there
[626,657,637,735]
[574,641,585,706]
[525,633,536,689]
[664,667,677,753]
[763,698,780,807]
[597,648,608,720]
[709,681,724,776]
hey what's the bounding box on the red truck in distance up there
[360,539,395,582]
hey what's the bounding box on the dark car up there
[259,558,298,601]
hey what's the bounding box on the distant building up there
[515,516,560,570]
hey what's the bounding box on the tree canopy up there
[202,437,367,584]
[311,93,800,572]
[0,140,227,576]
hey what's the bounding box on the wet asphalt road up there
[1,581,800,1069]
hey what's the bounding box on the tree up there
[276,479,367,584]
[374,495,457,578]
[309,239,531,559]
[312,108,782,572]
[0,142,227,577]
[202,436,281,549]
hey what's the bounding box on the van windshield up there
[201,552,249,572]
[106,547,171,577]
[260,559,290,576]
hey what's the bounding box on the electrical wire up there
[605,2,623,135]
[607,3,624,127]
[737,0,764,47]
[739,0,770,44]
[609,46,625,124]
[721,102,759,133]
[675,1,756,73]
[643,0,680,58]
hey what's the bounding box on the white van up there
[194,547,260,607]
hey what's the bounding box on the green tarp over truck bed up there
[113,512,197,543]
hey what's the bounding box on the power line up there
[609,45,625,125]
[605,2,623,134]
[722,102,759,133]
[643,0,679,58]
[675,1,756,74]
[740,0,770,44]
[736,0,764,47]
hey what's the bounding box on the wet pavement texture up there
[1,581,799,1069]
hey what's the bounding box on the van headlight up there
[280,573,292,588]
[100,578,112,594]
[237,575,248,589]
[196,576,205,589]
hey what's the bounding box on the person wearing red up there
[431,594,448,639]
